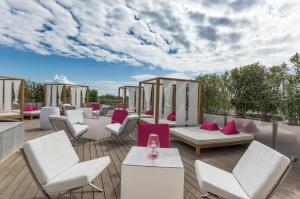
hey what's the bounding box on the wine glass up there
[147,134,160,158]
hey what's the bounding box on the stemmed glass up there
[147,134,160,159]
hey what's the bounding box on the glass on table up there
[147,134,160,159]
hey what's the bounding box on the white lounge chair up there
[99,105,110,116]
[49,115,89,142]
[105,114,139,137]
[65,110,84,124]
[21,130,110,198]
[195,140,292,199]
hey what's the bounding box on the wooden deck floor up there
[0,119,299,199]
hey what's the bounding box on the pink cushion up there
[32,105,38,111]
[138,123,170,148]
[111,109,128,124]
[91,103,101,111]
[24,105,33,111]
[221,121,240,135]
[200,121,219,131]
[167,112,176,121]
[144,110,154,115]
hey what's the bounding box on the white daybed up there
[140,117,176,127]
[170,127,254,156]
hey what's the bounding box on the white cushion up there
[195,160,249,199]
[44,157,111,193]
[72,124,89,137]
[105,123,122,135]
[233,141,290,199]
[23,131,79,184]
[170,127,254,146]
[65,110,84,124]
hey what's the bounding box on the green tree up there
[88,89,98,102]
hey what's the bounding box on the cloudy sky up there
[0,0,299,94]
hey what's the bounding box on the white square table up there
[81,116,111,140]
[121,146,184,199]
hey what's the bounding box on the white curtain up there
[176,81,186,126]
[4,80,12,112]
[135,88,140,113]
[159,85,163,117]
[188,82,199,126]
[71,87,76,105]
[76,87,81,108]
[45,85,51,107]
[57,85,64,104]
[144,84,152,112]
[0,80,3,112]
[81,87,87,104]
[163,80,173,118]
[51,85,57,107]
[128,87,135,112]
[13,80,21,104]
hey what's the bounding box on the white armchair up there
[195,141,292,199]
[49,115,89,141]
[21,130,110,198]
[105,114,139,137]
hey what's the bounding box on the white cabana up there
[0,76,24,121]
[44,83,89,108]
[118,86,143,113]
[138,77,203,127]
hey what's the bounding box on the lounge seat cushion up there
[72,124,89,137]
[65,110,84,124]
[170,127,254,146]
[23,131,79,184]
[195,160,249,199]
[44,157,111,193]
[105,123,122,135]
[233,141,290,199]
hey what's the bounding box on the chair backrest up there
[112,109,128,124]
[233,141,291,199]
[65,110,84,124]
[118,114,139,137]
[99,105,110,116]
[22,131,79,185]
[49,115,77,139]
[137,123,170,148]
[63,104,76,113]
[80,107,93,119]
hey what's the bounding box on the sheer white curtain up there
[51,85,57,107]
[57,85,64,104]
[0,80,3,112]
[13,80,21,104]
[46,85,51,107]
[71,87,76,105]
[76,87,81,108]
[144,84,152,112]
[128,87,135,112]
[81,87,87,104]
[188,83,199,126]
[163,80,173,118]
[4,80,12,112]
[176,81,186,126]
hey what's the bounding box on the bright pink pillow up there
[167,112,176,121]
[91,103,101,111]
[221,121,239,135]
[200,121,219,131]
[24,105,33,111]
[32,105,38,111]
[144,110,154,115]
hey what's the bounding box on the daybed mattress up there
[170,127,254,146]
[140,117,176,127]
[24,110,40,116]
[0,112,20,117]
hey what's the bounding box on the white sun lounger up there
[170,127,254,156]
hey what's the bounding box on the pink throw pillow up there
[221,121,239,135]
[144,110,154,115]
[167,112,176,121]
[91,103,101,111]
[200,121,219,131]
[24,105,33,111]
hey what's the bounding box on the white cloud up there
[45,74,74,84]
[0,0,299,73]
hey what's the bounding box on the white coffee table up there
[81,116,111,140]
[121,147,184,199]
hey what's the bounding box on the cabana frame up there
[44,83,89,107]
[118,85,139,109]
[0,76,25,121]
[138,77,204,124]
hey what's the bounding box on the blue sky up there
[0,0,299,94]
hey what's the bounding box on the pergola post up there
[20,79,25,121]
[138,83,142,116]
[154,78,160,123]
